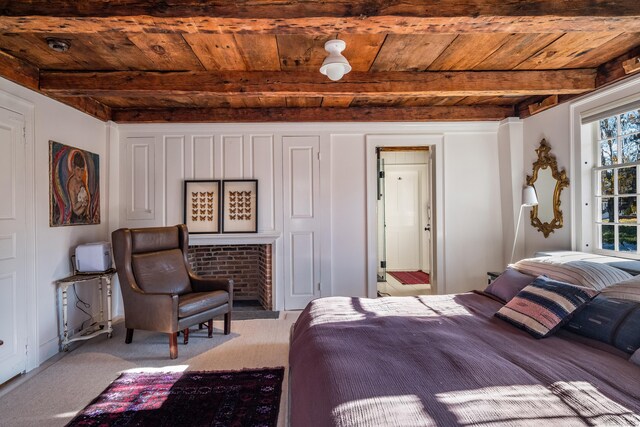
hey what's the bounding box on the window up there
[594,107,640,254]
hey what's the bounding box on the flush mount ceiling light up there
[47,38,70,53]
[320,39,352,81]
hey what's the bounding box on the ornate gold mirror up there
[526,139,569,238]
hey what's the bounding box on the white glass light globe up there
[324,63,346,81]
[319,39,352,81]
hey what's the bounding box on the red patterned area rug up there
[66,367,284,427]
[388,271,430,285]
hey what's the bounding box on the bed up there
[289,291,640,426]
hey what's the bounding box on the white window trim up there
[570,74,640,259]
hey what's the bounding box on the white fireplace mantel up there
[189,232,281,246]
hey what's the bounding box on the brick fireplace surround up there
[187,244,273,310]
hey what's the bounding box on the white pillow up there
[511,258,631,291]
[601,275,640,302]
[631,348,640,367]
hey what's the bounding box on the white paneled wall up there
[118,131,279,234]
[116,123,507,310]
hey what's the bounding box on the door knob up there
[0,340,3,346]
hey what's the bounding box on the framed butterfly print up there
[183,180,220,234]
[222,180,258,233]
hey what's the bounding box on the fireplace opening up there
[187,244,273,310]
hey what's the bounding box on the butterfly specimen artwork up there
[184,180,220,233]
[222,180,258,233]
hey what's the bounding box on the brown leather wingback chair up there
[112,224,233,359]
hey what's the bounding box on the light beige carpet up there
[0,312,299,427]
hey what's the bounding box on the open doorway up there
[377,147,432,297]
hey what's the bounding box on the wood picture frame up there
[222,180,258,233]
[183,180,220,234]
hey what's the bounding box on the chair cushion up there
[178,291,229,318]
[131,249,191,294]
[131,226,180,254]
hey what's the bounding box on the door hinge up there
[317,282,321,291]
[379,171,385,179]
[22,126,26,140]
[380,261,386,269]
[317,152,321,161]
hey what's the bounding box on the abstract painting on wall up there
[49,141,100,226]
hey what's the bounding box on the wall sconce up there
[510,185,539,263]
[320,39,352,81]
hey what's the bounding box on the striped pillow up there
[511,258,631,291]
[600,275,640,302]
[495,276,598,338]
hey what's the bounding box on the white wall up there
[522,103,573,257]
[443,131,504,292]
[116,123,505,304]
[0,77,109,365]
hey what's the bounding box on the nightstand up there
[487,271,502,285]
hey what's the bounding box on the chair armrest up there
[190,274,234,294]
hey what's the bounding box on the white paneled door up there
[385,165,422,271]
[0,107,27,384]
[283,136,321,310]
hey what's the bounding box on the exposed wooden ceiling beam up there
[40,70,596,98]
[58,97,112,121]
[0,50,39,91]
[518,45,640,118]
[597,45,640,88]
[111,105,515,123]
[5,0,639,18]
[0,49,111,120]
[1,1,640,34]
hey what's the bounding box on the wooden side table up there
[55,268,116,351]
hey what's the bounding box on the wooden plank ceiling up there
[0,1,640,122]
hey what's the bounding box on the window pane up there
[601,224,614,250]
[601,169,614,195]
[619,226,637,252]
[622,133,640,163]
[618,197,637,223]
[618,167,637,194]
[600,139,617,166]
[599,116,617,139]
[601,197,614,223]
[620,110,640,136]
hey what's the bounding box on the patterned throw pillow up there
[495,276,598,339]
[511,258,631,291]
[615,306,640,354]
[565,295,639,352]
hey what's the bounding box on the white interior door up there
[385,165,420,271]
[421,160,431,273]
[283,136,321,310]
[0,106,27,384]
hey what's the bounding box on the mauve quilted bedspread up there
[289,293,640,426]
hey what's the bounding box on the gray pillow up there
[631,349,640,367]
[485,268,536,302]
